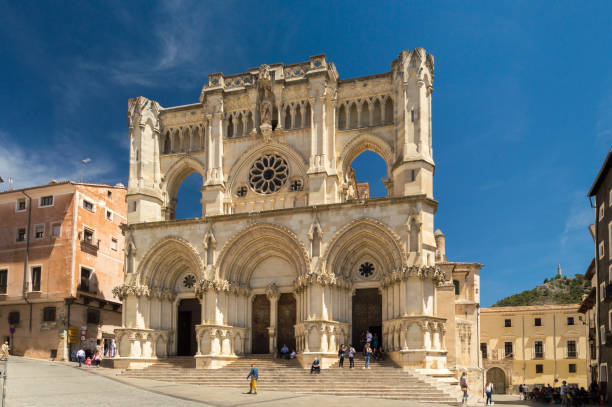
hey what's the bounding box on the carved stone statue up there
[257,65,275,126]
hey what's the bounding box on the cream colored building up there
[481,304,588,393]
[112,49,483,387]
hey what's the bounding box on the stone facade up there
[114,49,482,378]
[481,304,588,393]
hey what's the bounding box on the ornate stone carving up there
[265,282,280,300]
[257,64,275,127]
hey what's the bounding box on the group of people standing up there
[75,348,103,368]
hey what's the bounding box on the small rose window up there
[248,154,289,194]
[183,274,196,288]
[359,262,375,278]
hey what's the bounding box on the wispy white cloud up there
[561,193,594,247]
[0,130,118,190]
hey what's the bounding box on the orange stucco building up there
[0,181,126,360]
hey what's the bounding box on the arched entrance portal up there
[487,367,507,394]
[352,288,382,351]
[277,293,296,352]
[252,295,270,354]
[177,298,201,356]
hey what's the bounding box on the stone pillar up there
[266,283,279,353]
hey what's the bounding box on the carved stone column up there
[266,283,280,353]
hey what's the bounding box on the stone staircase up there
[119,354,460,404]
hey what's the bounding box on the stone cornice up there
[195,279,250,297]
[127,194,438,231]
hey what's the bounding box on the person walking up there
[338,344,345,368]
[0,341,9,360]
[460,371,468,405]
[76,348,86,367]
[363,343,372,369]
[560,380,568,406]
[518,383,524,400]
[485,380,493,405]
[246,363,258,394]
[93,349,102,367]
[348,344,355,369]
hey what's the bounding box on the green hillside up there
[492,273,591,307]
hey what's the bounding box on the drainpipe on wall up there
[522,315,526,386]
[21,191,33,332]
[554,312,557,380]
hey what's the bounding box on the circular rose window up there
[248,154,289,194]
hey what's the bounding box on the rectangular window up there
[83,200,94,212]
[42,307,56,322]
[0,269,7,294]
[535,340,544,358]
[83,228,94,244]
[567,340,577,358]
[602,325,607,345]
[34,224,44,239]
[40,195,53,207]
[535,318,542,326]
[569,363,577,373]
[51,223,61,238]
[600,203,606,221]
[602,282,607,302]
[8,311,19,325]
[16,228,26,242]
[601,364,608,383]
[480,343,487,359]
[111,238,118,251]
[16,198,26,212]
[87,309,100,325]
[504,341,513,358]
[600,241,606,259]
[80,267,92,292]
[536,364,543,374]
[105,210,113,221]
[567,316,575,326]
[609,223,612,258]
[31,266,41,291]
[591,340,597,361]
[504,319,512,327]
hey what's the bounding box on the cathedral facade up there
[113,49,482,380]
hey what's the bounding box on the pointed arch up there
[384,97,394,124]
[338,104,347,130]
[372,98,382,125]
[284,106,292,129]
[349,102,358,129]
[360,101,370,128]
[338,133,393,182]
[162,157,205,218]
[322,218,405,280]
[216,223,310,286]
[137,236,205,290]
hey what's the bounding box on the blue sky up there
[1,1,611,306]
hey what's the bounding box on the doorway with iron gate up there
[177,298,201,356]
[352,288,382,352]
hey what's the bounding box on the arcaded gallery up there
[112,49,482,384]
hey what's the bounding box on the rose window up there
[359,262,375,278]
[183,274,196,288]
[248,154,288,194]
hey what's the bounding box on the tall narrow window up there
[312,228,321,258]
[16,199,26,211]
[0,269,7,294]
[480,343,487,359]
[34,224,44,239]
[409,219,419,253]
[534,341,543,358]
[536,364,543,374]
[51,223,61,237]
[16,228,26,242]
[567,340,577,358]
[567,316,575,326]
[80,267,92,292]
[31,266,41,291]
[504,341,513,358]
[453,280,460,295]
[206,237,214,266]
[83,228,94,244]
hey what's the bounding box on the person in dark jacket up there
[338,344,346,367]
[310,358,321,374]
[246,363,258,394]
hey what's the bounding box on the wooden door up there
[277,293,296,352]
[252,295,270,354]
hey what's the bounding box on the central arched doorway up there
[252,295,270,354]
[487,367,507,394]
[352,288,382,351]
[277,293,296,352]
[177,298,201,356]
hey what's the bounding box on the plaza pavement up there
[6,356,537,406]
